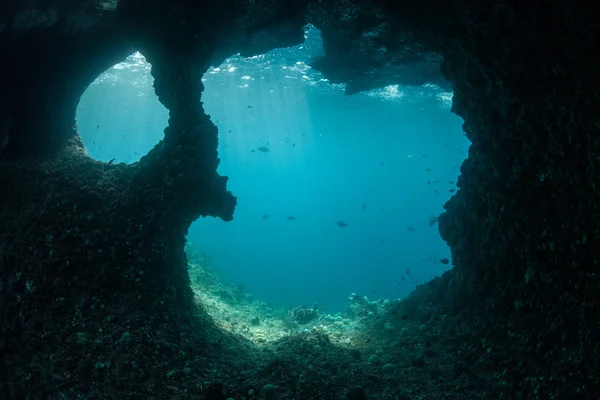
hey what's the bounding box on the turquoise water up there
[77,28,469,313]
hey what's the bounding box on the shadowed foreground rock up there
[1,0,599,398]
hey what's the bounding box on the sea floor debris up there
[184,245,502,399]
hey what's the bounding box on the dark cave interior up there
[1,1,599,399]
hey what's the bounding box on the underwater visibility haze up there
[77,27,469,313]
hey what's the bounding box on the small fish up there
[406,226,416,231]
[440,258,450,265]
[426,168,431,172]
[449,189,456,193]
[247,105,253,108]
[286,216,296,221]
[250,149,256,152]
[336,221,348,227]
[262,215,270,220]
[379,162,385,166]
[95,124,100,129]
[256,146,270,152]
[107,158,115,165]
[427,216,438,227]
[362,202,366,210]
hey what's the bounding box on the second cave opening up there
[191,26,469,313]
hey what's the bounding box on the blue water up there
[77,27,469,313]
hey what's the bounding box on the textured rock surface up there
[308,1,451,94]
[1,0,599,398]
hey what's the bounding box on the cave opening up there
[76,51,168,164]
[76,26,469,334]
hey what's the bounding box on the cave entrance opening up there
[187,25,470,341]
[76,51,168,164]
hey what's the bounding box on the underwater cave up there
[77,26,467,316]
[1,1,600,399]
